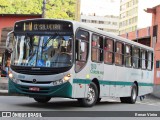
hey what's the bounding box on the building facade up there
[119,0,160,35]
[81,14,119,35]
[147,5,160,86]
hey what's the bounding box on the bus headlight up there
[63,74,71,81]
[53,74,71,86]
[9,72,13,79]
[9,71,19,83]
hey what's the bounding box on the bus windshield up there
[11,34,73,68]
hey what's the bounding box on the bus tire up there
[120,83,137,104]
[33,97,51,103]
[128,83,138,104]
[78,82,98,107]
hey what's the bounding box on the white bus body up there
[8,19,154,107]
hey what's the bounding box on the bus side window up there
[104,38,114,64]
[132,47,140,69]
[147,52,153,70]
[115,42,123,65]
[124,44,132,67]
[91,34,103,62]
[75,29,89,73]
[141,50,147,69]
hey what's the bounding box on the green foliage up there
[0,0,76,20]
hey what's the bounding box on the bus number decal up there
[90,64,104,75]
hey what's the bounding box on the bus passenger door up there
[73,29,90,98]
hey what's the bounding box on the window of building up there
[104,38,114,64]
[99,21,104,24]
[124,44,132,67]
[115,42,123,65]
[91,20,97,23]
[86,20,91,23]
[98,28,104,31]
[132,47,140,68]
[91,34,103,62]
[75,29,89,72]
[156,61,160,68]
[82,19,86,22]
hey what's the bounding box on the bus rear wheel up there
[78,82,98,107]
[33,97,51,103]
[120,83,137,104]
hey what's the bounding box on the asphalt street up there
[1,77,160,120]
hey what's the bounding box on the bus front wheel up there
[78,82,98,107]
[120,83,137,104]
[33,97,51,103]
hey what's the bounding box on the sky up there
[80,0,120,16]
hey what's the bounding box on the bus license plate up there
[29,87,40,91]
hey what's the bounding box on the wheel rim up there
[86,86,96,104]
[132,87,137,101]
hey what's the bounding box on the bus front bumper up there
[8,79,72,98]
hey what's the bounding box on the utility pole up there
[42,0,46,18]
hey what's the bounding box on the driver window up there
[75,29,89,72]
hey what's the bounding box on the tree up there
[0,0,76,20]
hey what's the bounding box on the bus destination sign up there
[24,22,62,31]
[14,20,73,32]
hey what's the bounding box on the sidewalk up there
[0,90,8,96]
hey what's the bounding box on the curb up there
[0,90,9,96]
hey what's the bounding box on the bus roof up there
[14,18,153,51]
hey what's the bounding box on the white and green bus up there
[8,19,154,107]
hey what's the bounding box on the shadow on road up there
[15,99,122,110]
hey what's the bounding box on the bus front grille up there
[20,80,52,84]
[11,65,71,75]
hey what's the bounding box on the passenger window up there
[115,42,123,65]
[132,47,140,68]
[124,45,132,67]
[147,52,153,70]
[141,50,147,69]
[91,34,103,62]
[75,29,89,72]
[104,38,114,64]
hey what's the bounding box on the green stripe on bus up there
[138,83,153,86]
[73,79,91,84]
[73,79,153,86]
